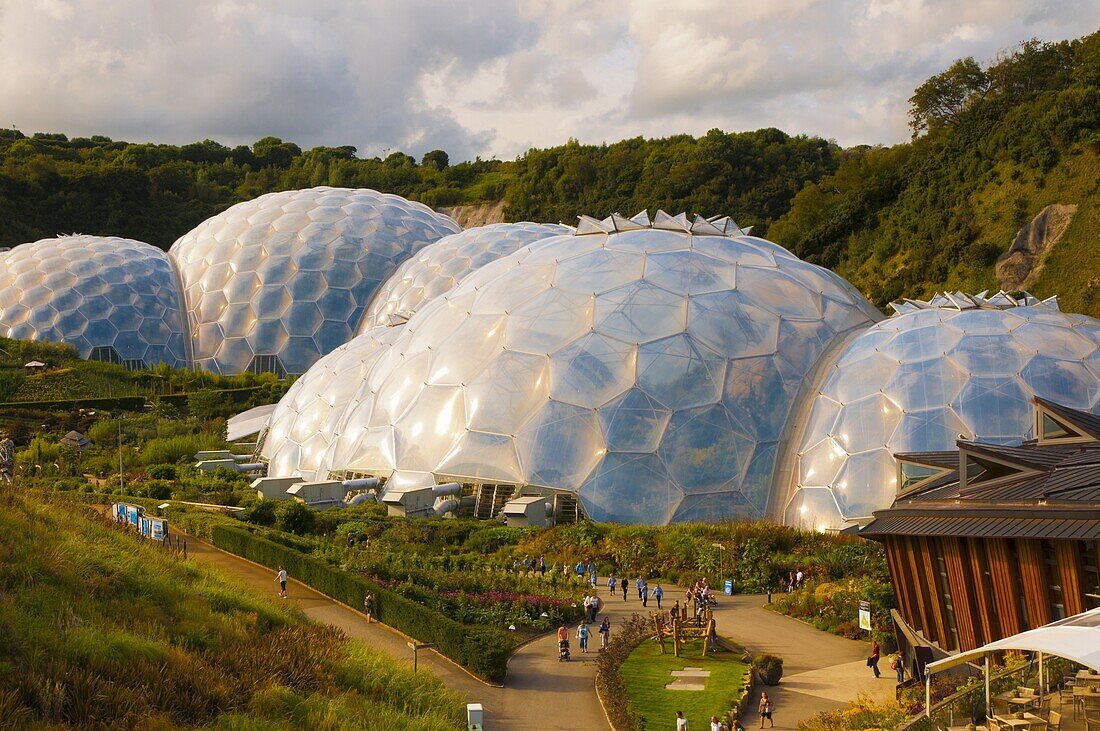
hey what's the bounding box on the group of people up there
[784,568,805,592]
[605,574,665,607]
[674,709,751,730]
[867,639,906,682]
[558,615,611,657]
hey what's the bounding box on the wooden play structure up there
[653,604,717,658]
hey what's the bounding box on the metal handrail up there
[897,663,1032,731]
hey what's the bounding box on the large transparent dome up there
[359,222,571,330]
[784,292,1100,531]
[0,235,190,368]
[169,187,460,375]
[263,212,881,524]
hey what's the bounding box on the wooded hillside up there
[1,30,1096,314]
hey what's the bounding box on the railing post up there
[926,673,931,719]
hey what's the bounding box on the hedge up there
[0,395,147,411]
[209,524,512,682]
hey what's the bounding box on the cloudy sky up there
[1,1,1097,161]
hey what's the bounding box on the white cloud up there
[0,0,1096,160]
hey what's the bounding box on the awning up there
[926,607,1100,674]
[226,404,277,441]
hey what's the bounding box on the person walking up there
[710,716,722,731]
[607,575,617,596]
[642,581,650,607]
[274,566,288,598]
[539,556,546,576]
[676,710,689,730]
[636,576,645,600]
[599,616,611,648]
[577,621,590,653]
[758,691,774,728]
[869,639,882,678]
[654,583,664,609]
[891,651,905,683]
[363,592,374,623]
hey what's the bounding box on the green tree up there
[908,57,990,136]
[277,500,316,535]
[422,149,449,171]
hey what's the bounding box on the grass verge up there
[621,636,749,730]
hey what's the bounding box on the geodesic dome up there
[359,222,572,330]
[169,187,460,375]
[263,211,882,524]
[0,235,190,368]
[784,291,1100,531]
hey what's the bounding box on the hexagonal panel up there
[169,186,460,373]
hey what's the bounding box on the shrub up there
[277,501,316,535]
[245,499,278,527]
[209,524,512,682]
[753,654,784,685]
[147,463,177,481]
[594,613,651,731]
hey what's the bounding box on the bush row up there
[594,614,651,731]
[210,524,513,682]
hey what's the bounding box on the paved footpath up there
[183,532,627,730]
[184,532,893,730]
[707,592,897,730]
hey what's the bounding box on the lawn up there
[621,636,749,730]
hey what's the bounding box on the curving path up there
[183,533,893,730]
[181,532,621,730]
[708,593,896,729]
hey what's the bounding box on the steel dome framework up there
[263,211,882,524]
[169,186,460,375]
[0,235,191,369]
[784,291,1100,531]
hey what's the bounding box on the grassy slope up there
[847,143,1100,312]
[620,638,748,730]
[0,490,465,729]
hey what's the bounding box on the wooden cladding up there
[883,535,1090,652]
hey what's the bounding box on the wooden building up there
[859,398,1100,658]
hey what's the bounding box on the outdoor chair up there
[986,717,1001,731]
[1047,710,1061,730]
[1086,712,1100,731]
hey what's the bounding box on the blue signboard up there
[724,579,733,595]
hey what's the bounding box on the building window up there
[247,354,286,378]
[1041,540,1066,620]
[88,346,123,365]
[1082,541,1100,610]
[972,541,1001,641]
[1008,540,1031,628]
[934,541,959,650]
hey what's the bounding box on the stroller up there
[558,639,570,662]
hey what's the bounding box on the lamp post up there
[408,641,434,672]
[118,419,125,495]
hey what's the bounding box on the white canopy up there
[226,403,277,442]
[927,607,1100,674]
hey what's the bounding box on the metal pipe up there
[346,492,376,506]
[342,477,380,490]
[433,497,460,516]
[432,482,461,497]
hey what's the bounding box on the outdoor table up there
[994,713,1046,729]
[1078,670,1100,683]
[1007,697,1039,711]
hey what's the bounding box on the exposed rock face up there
[438,200,508,228]
[996,203,1077,290]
